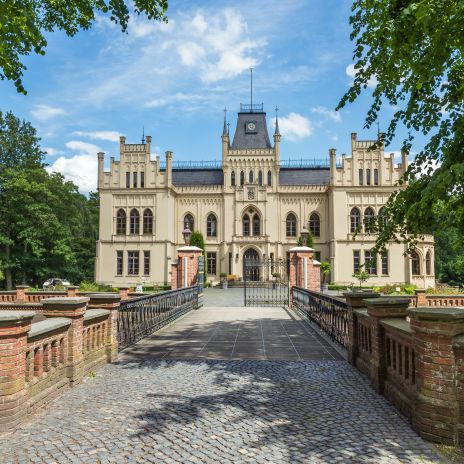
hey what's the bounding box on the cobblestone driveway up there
[0,306,443,463]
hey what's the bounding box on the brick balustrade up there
[0,297,117,433]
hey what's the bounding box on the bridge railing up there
[117,286,198,350]
[291,287,348,348]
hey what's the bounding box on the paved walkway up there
[0,303,443,463]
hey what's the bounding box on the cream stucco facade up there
[95,105,435,288]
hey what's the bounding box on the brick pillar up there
[415,289,427,307]
[344,292,379,365]
[87,293,121,362]
[171,263,179,290]
[173,246,202,288]
[15,286,29,303]
[365,297,410,394]
[288,246,319,292]
[41,297,89,386]
[0,310,35,432]
[67,286,79,297]
[118,287,129,300]
[409,307,464,444]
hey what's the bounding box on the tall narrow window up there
[411,251,421,275]
[315,251,321,262]
[231,171,236,186]
[286,213,297,237]
[126,172,130,188]
[374,169,379,185]
[267,170,272,186]
[117,251,123,276]
[243,214,250,236]
[140,172,145,188]
[258,170,263,186]
[309,212,321,237]
[128,251,139,275]
[249,170,254,183]
[252,214,260,236]
[350,208,361,233]
[143,251,150,275]
[366,169,371,185]
[240,171,245,186]
[207,214,217,237]
[184,214,194,231]
[143,209,153,234]
[359,169,363,185]
[116,209,126,235]
[379,207,388,227]
[206,252,217,275]
[353,250,360,273]
[133,172,138,188]
[381,252,389,275]
[228,252,232,275]
[129,209,140,234]
[426,251,432,275]
[364,207,375,233]
[365,250,377,275]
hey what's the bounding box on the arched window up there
[364,207,375,233]
[207,214,217,237]
[258,170,263,186]
[426,251,432,275]
[143,209,153,234]
[286,213,297,237]
[267,170,272,186]
[243,214,250,236]
[129,209,140,234]
[116,209,126,235]
[184,214,194,231]
[249,170,254,183]
[252,214,260,236]
[350,208,361,233]
[411,251,421,276]
[309,212,320,237]
[240,171,245,186]
[231,171,236,187]
[379,207,388,227]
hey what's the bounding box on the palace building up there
[95,103,435,288]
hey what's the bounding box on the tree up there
[353,266,370,288]
[189,230,205,251]
[320,261,331,284]
[297,232,314,248]
[338,1,464,256]
[0,0,168,94]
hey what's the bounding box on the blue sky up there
[0,0,413,193]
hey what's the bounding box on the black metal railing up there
[292,287,348,347]
[117,286,198,350]
[240,103,264,112]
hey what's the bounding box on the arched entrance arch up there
[243,248,260,281]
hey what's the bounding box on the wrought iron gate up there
[244,258,289,306]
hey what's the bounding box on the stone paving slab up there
[0,359,443,463]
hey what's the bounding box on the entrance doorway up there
[243,248,260,281]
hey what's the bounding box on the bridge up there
[1,276,459,462]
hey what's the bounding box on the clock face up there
[245,121,257,133]
[247,122,256,131]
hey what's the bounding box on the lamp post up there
[182,227,192,246]
[300,226,309,247]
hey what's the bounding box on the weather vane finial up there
[142,126,145,144]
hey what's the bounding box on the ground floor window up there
[381,252,389,275]
[353,250,360,273]
[143,251,150,275]
[128,251,139,275]
[117,251,123,275]
[207,252,217,275]
[364,250,377,275]
[315,251,321,262]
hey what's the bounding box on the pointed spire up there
[227,121,230,136]
[274,106,280,135]
[142,127,145,144]
[222,107,228,136]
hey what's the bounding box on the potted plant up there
[272,272,281,289]
[320,261,331,292]
[220,273,228,289]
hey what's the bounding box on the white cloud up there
[30,104,67,121]
[47,141,101,193]
[43,147,63,157]
[275,113,313,141]
[346,64,378,88]
[312,106,341,122]
[145,92,210,109]
[72,130,122,142]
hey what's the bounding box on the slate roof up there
[279,168,330,185]
[231,112,272,150]
[172,169,223,186]
[171,168,330,186]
